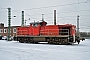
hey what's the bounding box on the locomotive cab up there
[30,22,40,27]
[29,21,47,36]
[30,21,47,27]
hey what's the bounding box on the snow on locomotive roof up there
[30,21,41,24]
[30,21,47,24]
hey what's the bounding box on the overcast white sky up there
[0,0,90,32]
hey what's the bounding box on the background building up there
[0,23,20,36]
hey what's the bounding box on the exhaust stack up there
[54,10,56,25]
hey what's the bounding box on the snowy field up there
[0,39,90,60]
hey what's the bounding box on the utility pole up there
[21,11,24,26]
[7,7,11,41]
[77,15,80,37]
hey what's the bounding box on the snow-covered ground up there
[0,39,90,60]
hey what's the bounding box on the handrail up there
[40,29,69,36]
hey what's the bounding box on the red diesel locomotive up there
[14,20,84,44]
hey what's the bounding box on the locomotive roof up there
[30,21,47,24]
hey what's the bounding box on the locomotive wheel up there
[19,40,24,43]
[30,39,34,43]
[48,40,52,44]
[25,38,29,43]
[58,39,61,44]
[34,42,38,44]
[18,38,24,43]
